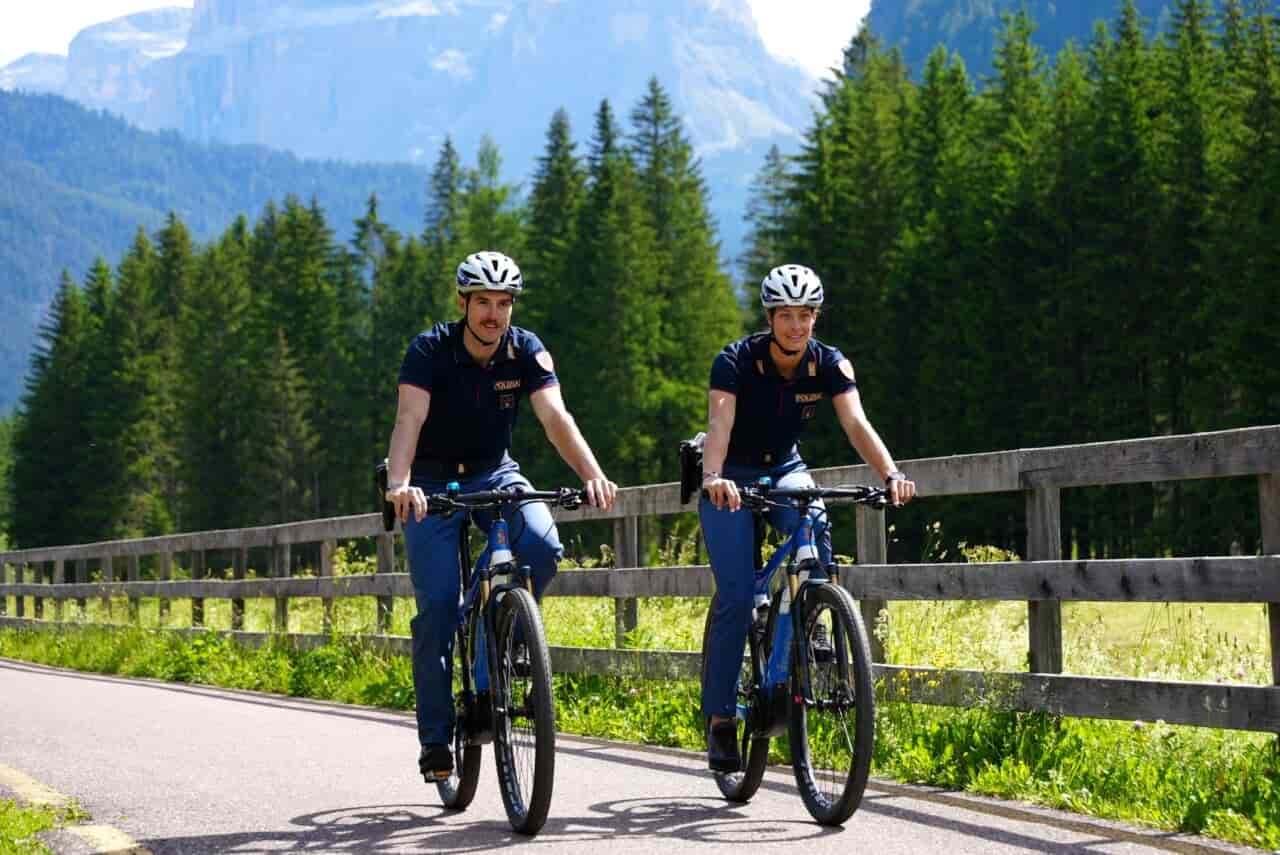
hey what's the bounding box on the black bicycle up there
[701,479,887,825]
[417,483,585,835]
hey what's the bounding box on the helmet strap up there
[770,335,803,357]
[767,311,803,357]
[464,319,499,348]
[458,293,503,348]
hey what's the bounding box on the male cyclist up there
[384,250,617,781]
[699,264,916,772]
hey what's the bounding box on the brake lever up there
[426,496,458,517]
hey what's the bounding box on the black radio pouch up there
[375,459,396,531]
[678,432,706,505]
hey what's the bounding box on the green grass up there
[2,545,1279,850]
[0,800,88,855]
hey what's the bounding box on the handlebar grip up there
[426,496,455,515]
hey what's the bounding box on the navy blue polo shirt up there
[398,321,558,466]
[710,333,857,465]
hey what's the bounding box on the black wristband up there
[885,471,906,486]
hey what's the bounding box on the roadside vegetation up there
[2,538,1276,849]
[0,800,88,855]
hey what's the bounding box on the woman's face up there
[769,306,818,352]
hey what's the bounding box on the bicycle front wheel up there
[492,587,556,835]
[438,610,482,810]
[788,582,876,826]
[700,593,770,802]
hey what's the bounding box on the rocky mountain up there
[865,0,1280,79]
[2,0,817,254]
[0,0,823,413]
[0,54,67,93]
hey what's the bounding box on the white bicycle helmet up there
[456,251,523,294]
[760,264,824,308]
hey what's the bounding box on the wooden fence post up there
[375,533,395,634]
[99,557,113,620]
[127,555,141,624]
[231,547,247,631]
[0,559,7,617]
[1026,486,1064,674]
[320,539,335,634]
[855,504,888,663]
[274,543,291,632]
[13,561,24,619]
[75,559,87,614]
[613,516,640,648]
[31,562,45,620]
[275,543,291,632]
[158,552,171,625]
[1260,474,1279,686]
[53,559,64,622]
[191,550,206,627]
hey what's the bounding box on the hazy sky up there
[0,1,871,78]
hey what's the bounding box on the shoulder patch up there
[837,359,856,382]
[535,350,555,372]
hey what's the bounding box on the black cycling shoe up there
[510,643,531,678]
[811,622,834,664]
[707,720,741,773]
[419,743,454,781]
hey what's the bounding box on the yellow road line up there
[0,763,153,854]
[0,763,67,807]
[69,825,153,854]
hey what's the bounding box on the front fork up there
[467,518,533,744]
[756,511,825,737]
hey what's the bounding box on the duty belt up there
[415,454,506,480]
[725,449,794,468]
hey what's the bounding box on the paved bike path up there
[0,658,1260,854]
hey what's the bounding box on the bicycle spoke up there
[500,628,538,810]
[493,588,555,834]
[789,584,875,825]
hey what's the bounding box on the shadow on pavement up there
[139,797,840,853]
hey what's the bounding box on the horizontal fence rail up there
[3,556,1280,603]
[2,426,1279,733]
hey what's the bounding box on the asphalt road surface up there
[0,658,1263,854]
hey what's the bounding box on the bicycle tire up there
[700,593,770,803]
[437,610,482,810]
[787,582,876,826]
[492,587,556,835]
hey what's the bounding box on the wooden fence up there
[2,426,1278,733]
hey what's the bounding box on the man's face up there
[769,306,818,351]
[460,290,515,340]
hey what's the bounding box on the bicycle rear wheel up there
[787,582,875,825]
[700,593,770,802]
[492,587,556,835]
[437,611,482,810]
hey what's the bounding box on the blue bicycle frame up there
[759,508,827,687]
[740,479,836,728]
[457,507,529,694]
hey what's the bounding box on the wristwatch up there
[884,471,906,486]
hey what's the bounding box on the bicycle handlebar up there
[426,486,588,516]
[703,483,890,511]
